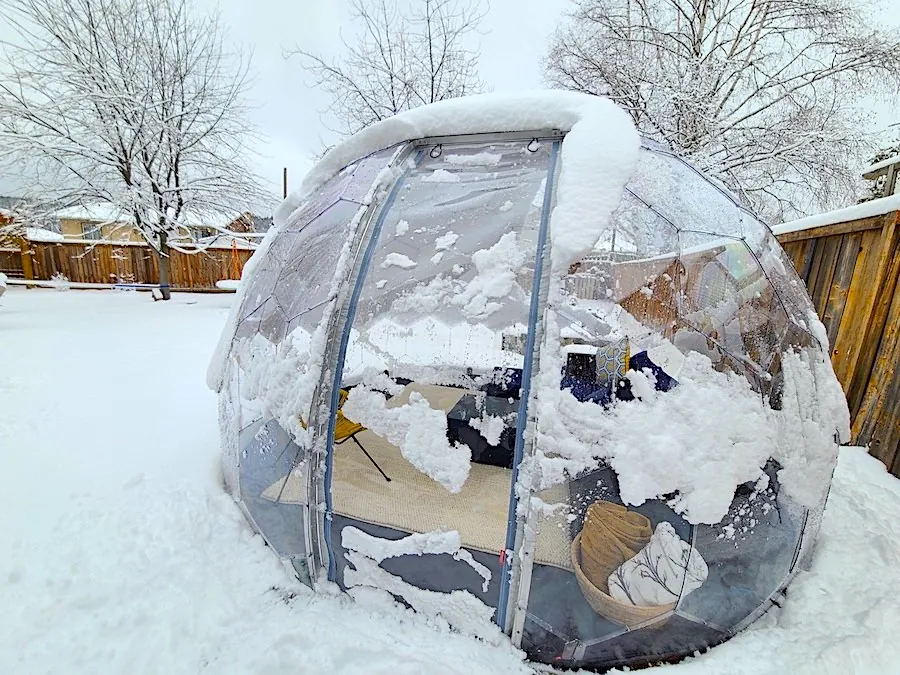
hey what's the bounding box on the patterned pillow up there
[608,522,708,607]
[595,337,630,387]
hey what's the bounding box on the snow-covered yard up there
[1,287,899,675]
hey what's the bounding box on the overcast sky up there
[210,0,900,197]
[1,0,899,201]
[211,0,569,195]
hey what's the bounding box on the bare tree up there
[293,0,487,136]
[0,197,58,239]
[0,0,274,299]
[546,0,900,221]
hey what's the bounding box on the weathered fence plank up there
[0,248,23,278]
[776,210,900,477]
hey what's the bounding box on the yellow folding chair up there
[333,388,391,482]
[302,388,391,482]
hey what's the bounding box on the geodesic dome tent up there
[208,92,850,671]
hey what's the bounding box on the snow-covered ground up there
[1,288,899,675]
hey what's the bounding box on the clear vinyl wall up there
[220,135,834,671]
[226,145,401,583]
[521,142,825,670]
[323,139,556,615]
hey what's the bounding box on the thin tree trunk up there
[156,231,172,300]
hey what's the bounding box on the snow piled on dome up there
[275,90,641,273]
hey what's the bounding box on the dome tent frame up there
[317,133,561,640]
[267,129,567,631]
[211,92,847,672]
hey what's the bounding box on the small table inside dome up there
[446,393,519,469]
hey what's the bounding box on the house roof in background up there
[54,203,249,229]
[251,215,273,232]
[864,153,900,178]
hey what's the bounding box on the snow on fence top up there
[772,194,900,237]
[26,234,256,249]
[55,203,246,229]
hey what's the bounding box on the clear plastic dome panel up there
[522,465,724,670]
[282,146,399,233]
[325,139,556,614]
[238,419,310,577]
[230,152,403,498]
[743,216,820,348]
[628,149,746,239]
[593,191,680,259]
[522,140,830,668]
[674,233,786,391]
[676,463,807,632]
[272,200,364,324]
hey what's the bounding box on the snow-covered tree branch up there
[545,0,900,221]
[0,0,275,299]
[292,0,487,136]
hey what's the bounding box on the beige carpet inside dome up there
[262,382,573,570]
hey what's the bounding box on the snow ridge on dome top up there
[276,91,641,274]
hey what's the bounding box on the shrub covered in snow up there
[209,91,848,672]
[49,272,70,291]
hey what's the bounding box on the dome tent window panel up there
[230,201,370,437]
[674,231,785,388]
[601,189,681,261]
[282,146,400,233]
[225,150,401,576]
[741,214,821,343]
[629,148,746,240]
[257,299,289,346]
[237,243,284,322]
[234,299,269,342]
[234,145,396,334]
[325,139,554,614]
[272,200,364,325]
[237,418,312,583]
[522,149,830,668]
[676,461,807,633]
[341,145,406,204]
[521,465,719,671]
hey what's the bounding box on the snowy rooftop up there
[55,203,244,229]
[863,153,900,178]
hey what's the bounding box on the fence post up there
[18,236,35,289]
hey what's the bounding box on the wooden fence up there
[3,239,253,291]
[778,211,900,475]
[0,247,24,278]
